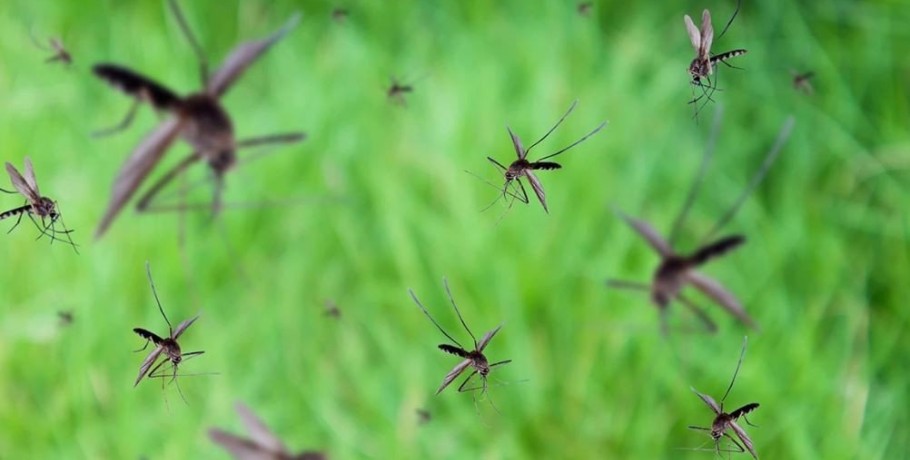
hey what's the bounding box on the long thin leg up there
[167,0,209,87]
[457,360,512,392]
[715,0,742,41]
[524,100,577,156]
[144,262,174,335]
[6,211,25,234]
[92,98,140,138]
[409,289,465,350]
[136,151,203,212]
[605,279,651,292]
[669,106,723,246]
[442,278,478,348]
[720,337,749,407]
[133,339,152,353]
[677,294,718,333]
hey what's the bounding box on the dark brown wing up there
[93,64,181,110]
[436,358,471,395]
[686,271,756,328]
[4,162,40,203]
[134,346,164,386]
[172,315,199,339]
[476,325,503,352]
[730,420,758,459]
[209,428,275,460]
[525,170,548,213]
[95,118,182,238]
[616,211,673,258]
[235,403,289,454]
[206,13,301,98]
[691,387,722,414]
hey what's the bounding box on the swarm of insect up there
[607,110,795,333]
[209,402,327,460]
[688,337,760,459]
[485,100,607,214]
[0,157,77,251]
[409,279,511,395]
[684,4,747,111]
[132,262,203,403]
[93,0,305,238]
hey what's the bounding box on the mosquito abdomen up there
[438,344,469,358]
[688,235,745,266]
[93,64,181,110]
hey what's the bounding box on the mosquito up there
[133,262,203,403]
[1,157,77,251]
[577,2,593,16]
[486,100,607,213]
[209,402,327,460]
[331,7,349,23]
[417,408,432,425]
[58,310,74,327]
[324,300,341,319]
[792,70,815,95]
[386,77,415,106]
[29,31,72,66]
[409,279,511,396]
[93,0,304,238]
[688,337,760,459]
[684,3,747,112]
[607,110,795,333]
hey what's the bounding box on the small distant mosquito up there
[386,77,415,107]
[688,337,760,459]
[58,310,74,326]
[684,3,747,112]
[409,279,511,395]
[792,70,815,95]
[577,2,593,16]
[417,408,431,425]
[93,0,304,238]
[133,262,203,403]
[331,7,349,23]
[209,402,327,460]
[324,300,341,319]
[486,100,607,213]
[0,157,77,251]
[607,110,795,333]
[29,31,72,66]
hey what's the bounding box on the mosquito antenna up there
[442,278,478,348]
[145,261,174,336]
[703,116,794,240]
[523,100,578,157]
[409,289,465,349]
[669,105,723,246]
[535,120,608,162]
[168,0,209,87]
[720,336,748,407]
[715,0,742,42]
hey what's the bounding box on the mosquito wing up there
[730,420,758,459]
[134,346,164,386]
[436,358,472,395]
[507,127,526,160]
[209,428,276,460]
[235,403,288,454]
[172,315,200,339]
[477,325,503,352]
[525,170,548,213]
[683,14,701,53]
[616,211,673,257]
[206,13,301,98]
[22,157,41,197]
[95,118,182,238]
[686,271,756,328]
[690,387,722,414]
[4,162,40,202]
[699,9,713,59]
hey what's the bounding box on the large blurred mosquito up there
[409,280,511,396]
[688,337,760,459]
[607,110,795,333]
[93,0,303,238]
[210,402,327,460]
[485,100,607,213]
[684,2,747,114]
[29,31,72,66]
[133,262,203,403]
[0,157,77,251]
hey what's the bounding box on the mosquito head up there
[505,160,529,180]
[35,197,58,219]
[688,58,711,82]
[472,352,491,376]
[207,148,237,175]
[710,414,731,440]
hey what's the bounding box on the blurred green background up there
[0,0,908,458]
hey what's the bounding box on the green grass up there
[1,0,908,458]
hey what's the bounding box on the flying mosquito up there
[577,2,593,16]
[486,100,607,213]
[1,157,77,250]
[688,337,760,459]
[93,0,304,238]
[792,70,815,95]
[386,77,415,106]
[684,3,747,110]
[409,279,511,395]
[331,7,349,23]
[324,300,341,319]
[58,310,74,327]
[606,110,795,333]
[417,408,432,425]
[210,402,327,460]
[29,31,72,66]
[133,262,203,403]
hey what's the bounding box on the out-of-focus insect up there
[409,279,511,395]
[417,408,431,425]
[331,7,349,23]
[324,300,341,319]
[485,100,607,213]
[386,77,415,107]
[58,310,74,326]
[792,70,815,95]
[133,262,203,403]
[688,337,760,459]
[683,2,746,113]
[577,2,593,16]
[0,157,77,251]
[209,402,328,460]
[29,31,72,66]
[93,0,304,238]
[607,110,795,333]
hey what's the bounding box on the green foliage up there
[0,0,907,458]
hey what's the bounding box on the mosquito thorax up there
[506,160,530,179]
[177,94,236,165]
[36,197,57,217]
[688,58,711,81]
[652,257,687,307]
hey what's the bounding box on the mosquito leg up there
[457,370,480,393]
[136,151,203,212]
[741,413,759,427]
[235,132,307,166]
[92,98,140,138]
[722,433,746,453]
[604,279,651,292]
[133,339,152,353]
[687,425,711,431]
[7,211,25,234]
[515,178,530,204]
[677,294,718,333]
[167,0,209,87]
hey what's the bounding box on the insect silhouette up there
[209,402,327,460]
[684,3,747,112]
[409,279,511,395]
[324,300,341,319]
[577,2,593,16]
[92,0,304,238]
[1,157,77,251]
[486,100,607,213]
[417,408,432,425]
[688,337,760,459]
[133,262,203,403]
[331,7,349,23]
[29,31,72,66]
[386,77,415,106]
[607,110,795,333]
[792,70,815,95]
[58,310,74,327]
